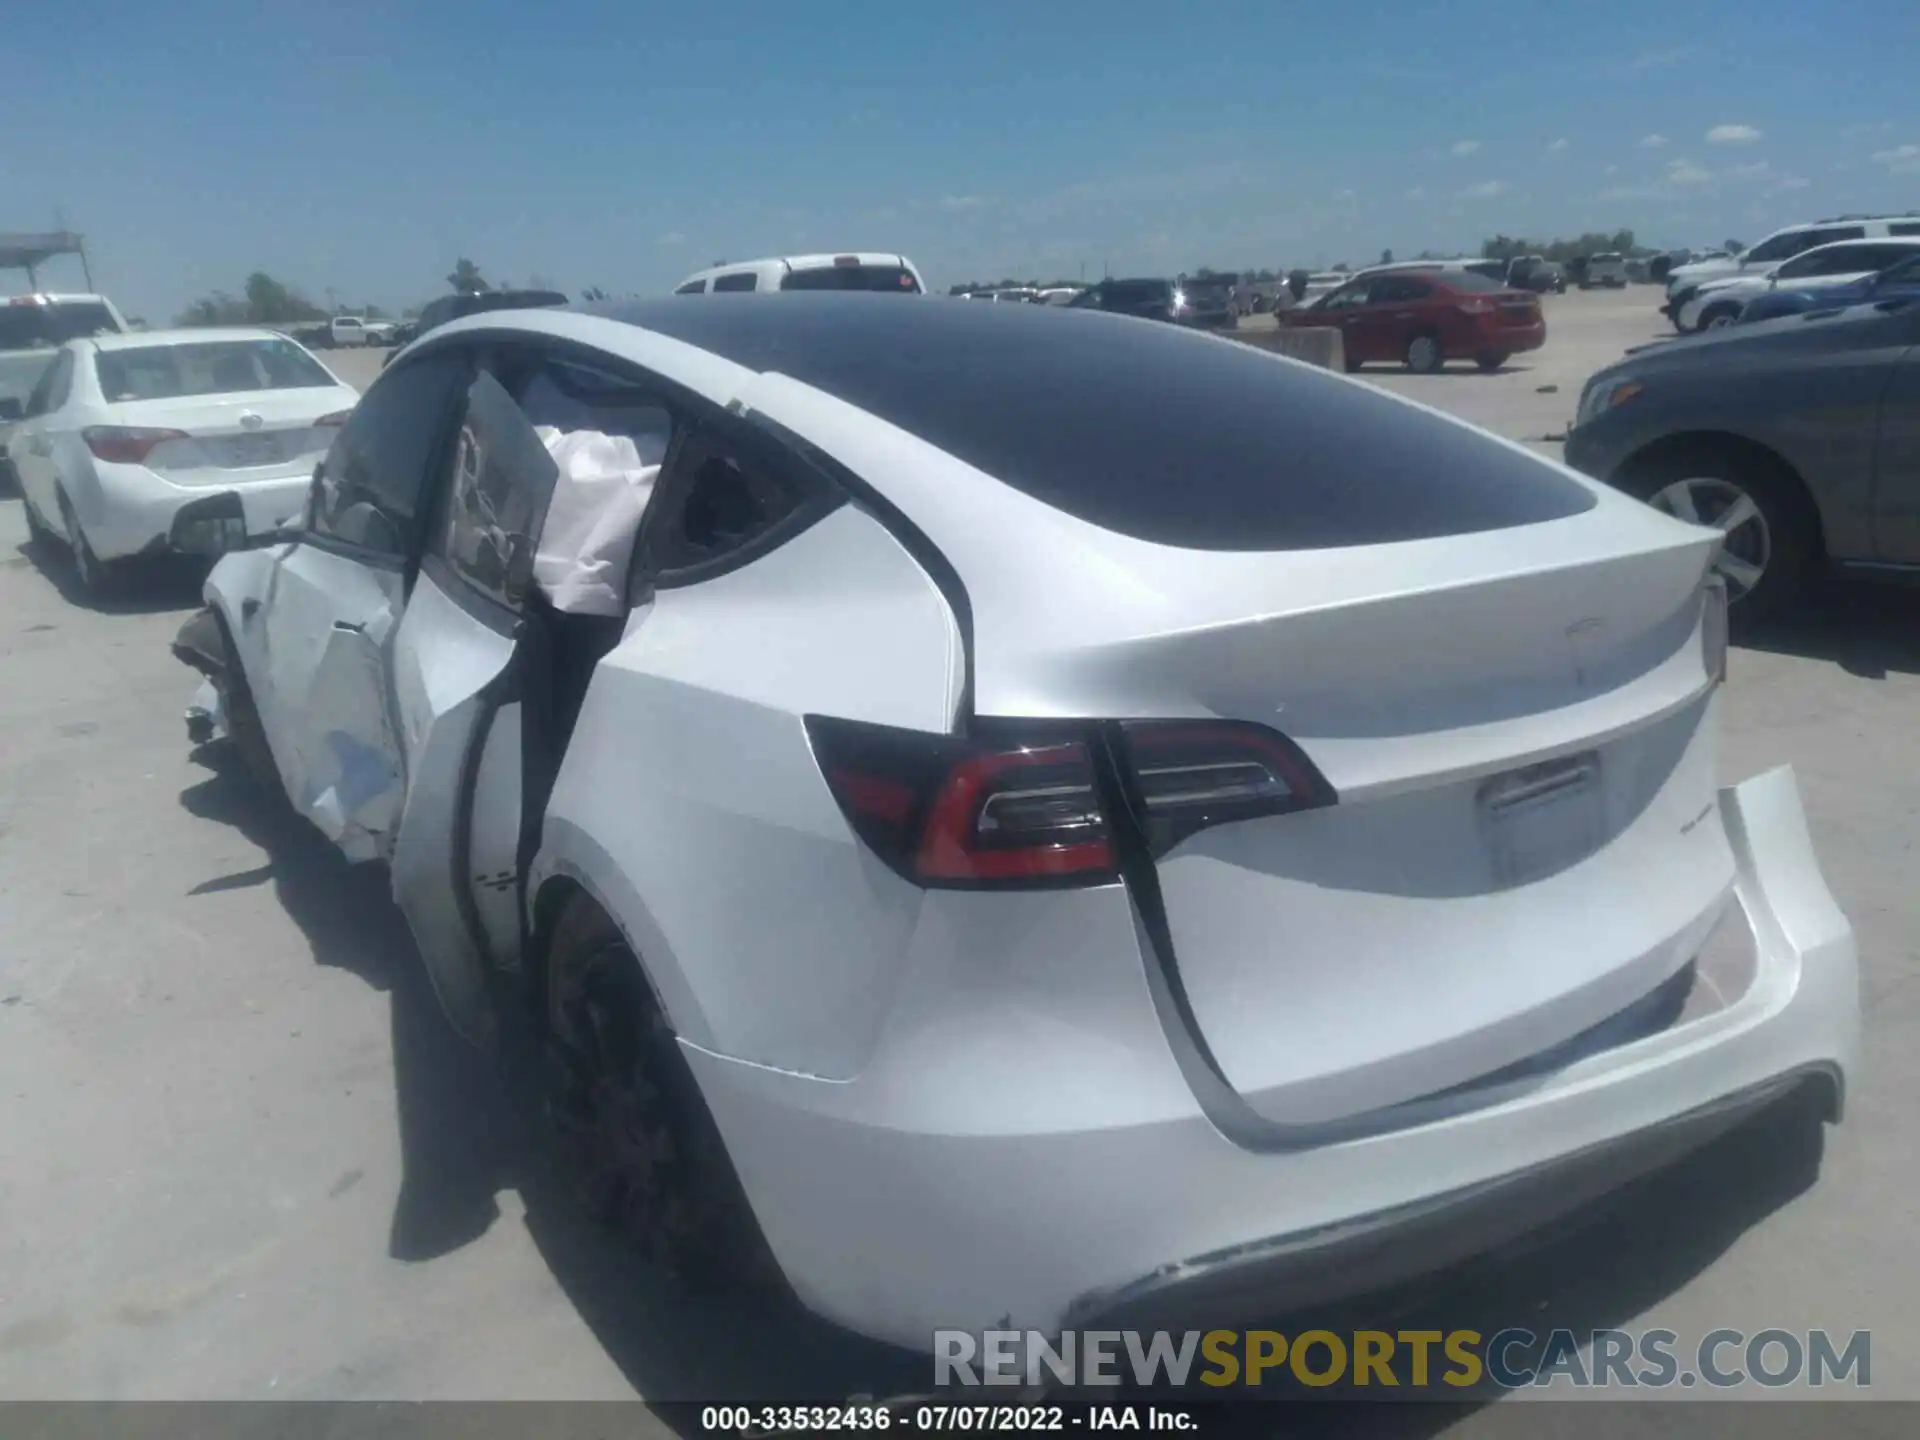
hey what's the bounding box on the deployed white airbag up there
[532,426,662,616]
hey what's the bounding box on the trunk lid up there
[1058,523,1730,1128]
[102,391,351,486]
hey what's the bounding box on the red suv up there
[1277,268,1546,373]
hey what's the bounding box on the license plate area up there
[1478,752,1603,887]
[228,433,287,467]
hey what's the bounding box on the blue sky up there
[9,0,1919,319]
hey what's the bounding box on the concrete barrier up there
[1233,326,1345,371]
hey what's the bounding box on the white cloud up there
[1872,143,1920,173]
[657,231,686,246]
[1405,185,1428,200]
[1841,122,1893,139]
[1599,184,1663,202]
[1640,133,1670,149]
[940,194,992,211]
[1768,175,1811,194]
[1666,158,1714,186]
[1457,180,1508,199]
[1547,137,1570,153]
[1723,160,1773,180]
[1450,140,1481,157]
[1706,123,1763,145]
[1604,163,1619,175]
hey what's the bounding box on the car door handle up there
[332,619,366,634]
[1393,312,1416,319]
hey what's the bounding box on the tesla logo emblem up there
[240,412,264,430]
[1566,617,1607,689]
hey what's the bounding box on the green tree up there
[447,258,490,293]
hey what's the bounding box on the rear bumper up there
[1480,321,1545,354]
[1074,1064,1833,1333]
[687,765,1858,1350]
[71,465,311,561]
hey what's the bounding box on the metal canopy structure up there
[0,231,94,290]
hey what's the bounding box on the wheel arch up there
[1614,429,1830,558]
[525,835,713,1050]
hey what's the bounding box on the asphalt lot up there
[2,288,1916,1425]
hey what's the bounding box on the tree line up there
[172,258,590,328]
[1479,231,1650,263]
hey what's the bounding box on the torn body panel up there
[202,541,411,858]
[384,567,522,1051]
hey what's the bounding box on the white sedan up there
[173,296,1859,1349]
[1677,236,1920,331]
[11,327,358,595]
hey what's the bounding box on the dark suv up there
[383,288,569,366]
[1067,277,1236,328]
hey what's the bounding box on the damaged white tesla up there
[173,294,1860,1349]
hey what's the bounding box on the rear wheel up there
[1405,332,1443,373]
[22,493,55,548]
[543,896,783,1293]
[57,491,113,599]
[1700,303,1742,331]
[1475,352,1508,373]
[1619,450,1817,623]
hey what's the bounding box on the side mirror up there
[0,397,22,424]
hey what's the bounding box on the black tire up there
[1405,331,1444,373]
[543,895,784,1294]
[1475,352,1508,373]
[56,491,114,600]
[1344,355,1364,373]
[1698,302,1742,332]
[1617,449,1818,624]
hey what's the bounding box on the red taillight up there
[917,744,1113,881]
[1457,296,1495,315]
[806,716,1336,890]
[82,425,188,464]
[313,410,352,428]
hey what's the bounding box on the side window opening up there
[639,428,833,585]
[511,356,676,618]
[674,280,708,295]
[711,272,757,292]
[436,371,560,611]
